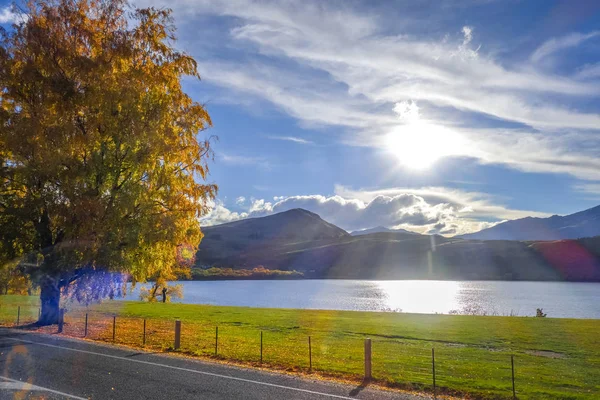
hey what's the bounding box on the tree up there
[0,260,32,295]
[139,281,184,303]
[0,0,216,325]
[139,244,193,303]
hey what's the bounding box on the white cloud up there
[0,7,16,24]
[142,0,600,181]
[267,135,314,145]
[200,186,550,236]
[455,25,479,59]
[455,127,600,181]
[235,196,246,205]
[334,185,550,221]
[200,201,248,226]
[462,26,473,44]
[575,63,600,80]
[248,198,273,214]
[573,183,600,199]
[196,60,391,130]
[393,101,420,121]
[218,152,270,169]
[530,31,600,63]
[264,193,445,230]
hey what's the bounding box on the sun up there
[385,121,466,169]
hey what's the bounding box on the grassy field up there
[1,295,598,400]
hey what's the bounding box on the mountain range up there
[461,205,600,240]
[196,207,600,282]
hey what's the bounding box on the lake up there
[124,280,600,319]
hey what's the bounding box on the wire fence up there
[0,304,596,399]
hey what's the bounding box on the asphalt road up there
[0,328,427,399]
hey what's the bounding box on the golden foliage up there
[0,1,216,298]
[0,261,32,295]
[139,282,183,303]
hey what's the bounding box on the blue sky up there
[3,0,600,235]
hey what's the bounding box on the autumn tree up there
[0,0,216,325]
[139,280,184,303]
[139,243,194,303]
[0,261,32,295]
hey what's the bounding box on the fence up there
[0,304,594,400]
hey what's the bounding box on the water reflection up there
[376,281,461,314]
[124,280,600,319]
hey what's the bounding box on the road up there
[0,328,428,399]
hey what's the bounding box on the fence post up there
[143,319,146,346]
[215,326,218,356]
[16,306,20,326]
[84,313,88,337]
[308,336,312,372]
[432,348,436,399]
[174,320,181,350]
[511,355,516,399]
[112,315,116,342]
[260,331,263,364]
[364,338,372,381]
[38,307,41,319]
[58,308,65,333]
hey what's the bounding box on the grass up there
[1,295,599,399]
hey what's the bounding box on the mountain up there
[461,205,600,241]
[197,208,349,264]
[196,208,600,281]
[203,208,348,241]
[350,226,418,236]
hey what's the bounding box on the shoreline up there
[183,276,600,282]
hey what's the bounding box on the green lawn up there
[1,295,598,399]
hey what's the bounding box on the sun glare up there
[385,121,466,169]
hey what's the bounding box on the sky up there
[3,0,600,236]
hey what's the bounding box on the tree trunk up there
[38,281,60,326]
[162,287,167,303]
[150,284,159,301]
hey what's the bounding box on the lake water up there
[124,280,600,319]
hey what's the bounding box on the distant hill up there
[197,208,349,265]
[461,205,600,241]
[351,226,418,236]
[196,208,600,282]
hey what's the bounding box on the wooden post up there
[215,326,219,355]
[364,338,372,381]
[58,308,65,333]
[112,315,116,342]
[16,306,20,326]
[432,348,436,399]
[174,320,181,350]
[143,319,146,346]
[511,355,516,400]
[308,336,312,372]
[260,331,262,364]
[84,313,88,337]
